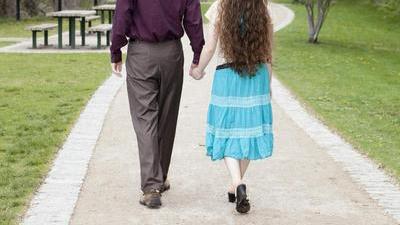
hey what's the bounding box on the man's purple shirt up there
[110,0,205,64]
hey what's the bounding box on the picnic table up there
[48,10,96,49]
[93,4,116,24]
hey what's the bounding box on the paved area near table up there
[68,4,398,225]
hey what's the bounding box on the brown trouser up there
[125,39,184,192]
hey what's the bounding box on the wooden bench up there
[27,24,57,48]
[85,15,101,28]
[78,15,101,36]
[88,24,112,49]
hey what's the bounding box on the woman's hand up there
[191,67,206,80]
[111,62,123,77]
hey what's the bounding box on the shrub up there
[372,0,400,17]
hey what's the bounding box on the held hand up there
[111,62,123,77]
[191,67,205,80]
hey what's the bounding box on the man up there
[110,0,204,209]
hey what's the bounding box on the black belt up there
[216,63,232,70]
[128,38,179,44]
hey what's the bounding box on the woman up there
[191,0,274,214]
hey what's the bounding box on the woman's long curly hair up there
[217,0,273,76]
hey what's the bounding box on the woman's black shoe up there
[236,184,250,213]
[228,192,236,203]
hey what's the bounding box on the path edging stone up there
[21,72,125,225]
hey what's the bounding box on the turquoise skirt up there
[205,64,274,161]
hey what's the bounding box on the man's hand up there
[191,67,205,80]
[189,63,197,77]
[111,61,123,77]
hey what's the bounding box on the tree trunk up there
[305,0,316,42]
[305,0,332,43]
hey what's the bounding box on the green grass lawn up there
[201,2,213,23]
[0,42,16,48]
[273,0,400,179]
[0,17,58,38]
[0,53,110,225]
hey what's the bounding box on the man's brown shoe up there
[160,180,170,193]
[139,189,162,209]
